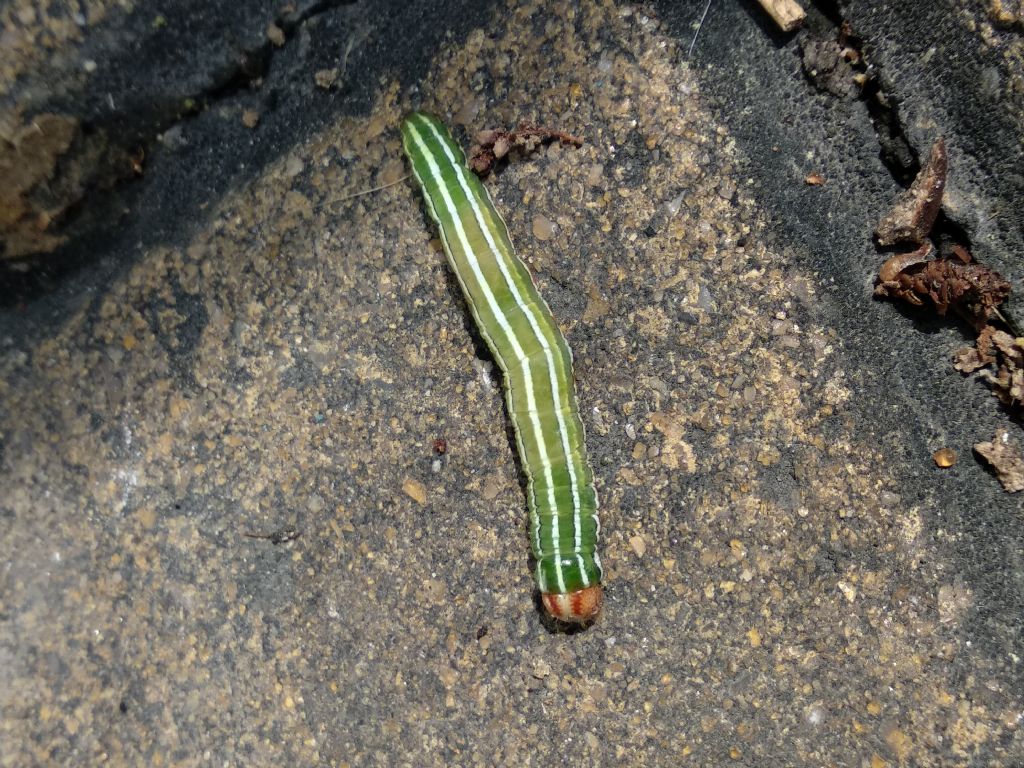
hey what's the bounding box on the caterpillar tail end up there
[541,585,603,624]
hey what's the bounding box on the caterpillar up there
[401,112,602,623]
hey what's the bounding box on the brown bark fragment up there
[875,137,947,246]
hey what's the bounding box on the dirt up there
[1,1,1022,766]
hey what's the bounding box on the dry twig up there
[756,0,806,32]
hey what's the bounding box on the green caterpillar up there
[401,112,602,622]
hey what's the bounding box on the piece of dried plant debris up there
[875,137,947,246]
[871,133,1021,491]
[982,332,1023,406]
[874,242,1012,330]
[953,324,997,372]
[468,123,583,176]
[974,428,1024,493]
[955,328,1023,410]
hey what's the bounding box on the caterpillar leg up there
[541,585,603,623]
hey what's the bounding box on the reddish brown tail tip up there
[541,585,603,623]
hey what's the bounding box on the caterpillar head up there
[541,585,603,624]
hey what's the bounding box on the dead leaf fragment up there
[952,345,986,373]
[959,330,1024,408]
[875,137,947,246]
[805,172,825,185]
[974,429,1024,493]
[954,322,999,372]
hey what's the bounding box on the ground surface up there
[1,1,1022,766]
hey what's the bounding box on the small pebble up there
[532,214,555,241]
[314,69,338,89]
[933,447,956,468]
[452,98,481,126]
[837,580,857,603]
[879,490,900,507]
[266,23,286,47]
[402,477,427,504]
[804,702,827,726]
[629,534,646,558]
[481,474,503,501]
[284,156,304,178]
